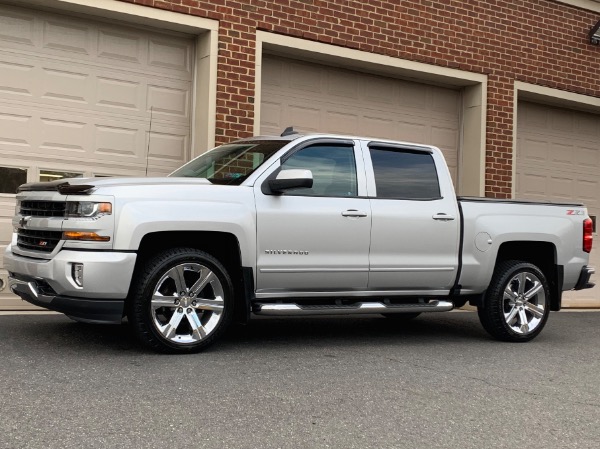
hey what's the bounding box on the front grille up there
[17,229,62,252]
[20,201,66,217]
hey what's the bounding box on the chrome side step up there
[252,300,454,316]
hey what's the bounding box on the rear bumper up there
[9,275,124,324]
[574,266,595,290]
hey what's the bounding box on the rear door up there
[363,141,460,294]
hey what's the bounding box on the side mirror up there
[268,169,313,194]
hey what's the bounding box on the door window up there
[280,144,357,197]
[369,147,441,199]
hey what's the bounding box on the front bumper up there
[4,245,137,324]
[9,276,123,324]
[574,266,595,290]
[4,245,136,299]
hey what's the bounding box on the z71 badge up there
[566,210,585,215]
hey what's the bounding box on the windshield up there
[169,140,288,185]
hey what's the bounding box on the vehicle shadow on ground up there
[223,313,490,349]
[0,312,495,355]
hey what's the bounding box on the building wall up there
[121,0,600,198]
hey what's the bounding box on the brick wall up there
[120,0,600,197]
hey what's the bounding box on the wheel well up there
[495,241,561,311]
[133,231,248,321]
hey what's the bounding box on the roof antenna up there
[145,106,153,177]
[281,126,297,137]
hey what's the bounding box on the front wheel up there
[478,260,550,342]
[128,248,234,353]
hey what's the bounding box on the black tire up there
[128,248,234,354]
[382,312,421,321]
[478,260,550,342]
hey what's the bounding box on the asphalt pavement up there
[0,310,599,449]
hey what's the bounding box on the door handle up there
[432,213,455,221]
[342,210,368,218]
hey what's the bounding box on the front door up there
[254,140,371,296]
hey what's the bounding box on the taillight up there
[583,218,593,253]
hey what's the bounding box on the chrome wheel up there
[150,262,225,345]
[503,271,546,335]
[478,260,550,342]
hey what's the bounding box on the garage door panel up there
[323,110,359,134]
[148,36,193,74]
[578,179,599,206]
[362,116,395,139]
[364,77,396,104]
[40,115,89,154]
[432,86,460,114]
[520,138,549,162]
[0,109,31,150]
[0,9,36,47]
[97,29,144,64]
[97,76,141,111]
[287,103,321,132]
[147,126,189,166]
[550,109,575,133]
[42,67,91,104]
[0,58,34,97]
[288,63,322,93]
[44,18,91,55]
[326,71,360,100]
[575,114,599,136]
[549,142,575,165]
[395,121,428,143]
[547,176,575,201]
[398,83,428,108]
[146,84,190,119]
[95,123,144,158]
[576,146,598,167]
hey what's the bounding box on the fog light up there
[72,263,84,287]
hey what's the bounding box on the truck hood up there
[18,177,213,194]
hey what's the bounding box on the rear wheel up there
[128,248,234,353]
[478,260,550,342]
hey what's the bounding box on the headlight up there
[66,202,112,218]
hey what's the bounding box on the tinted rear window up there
[370,148,441,199]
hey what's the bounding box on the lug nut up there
[174,299,180,305]
[192,300,197,306]
[178,307,183,313]
[187,308,192,314]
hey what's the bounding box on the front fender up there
[113,199,256,267]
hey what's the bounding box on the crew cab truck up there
[4,132,595,353]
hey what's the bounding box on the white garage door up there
[516,101,599,307]
[260,56,461,183]
[0,4,195,309]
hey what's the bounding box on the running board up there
[252,300,454,316]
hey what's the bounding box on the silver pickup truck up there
[4,132,595,353]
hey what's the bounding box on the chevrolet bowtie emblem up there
[19,216,31,228]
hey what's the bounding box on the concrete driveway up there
[0,310,599,449]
